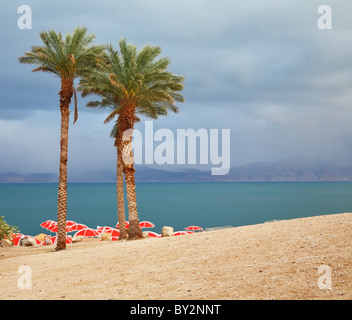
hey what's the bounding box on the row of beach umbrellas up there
[10,220,203,246]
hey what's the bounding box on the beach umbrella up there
[146,231,161,238]
[97,226,114,234]
[70,223,88,231]
[41,221,57,231]
[44,221,57,230]
[111,236,119,241]
[105,229,120,237]
[12,234,24,247]
[115,221,129,229]
[40,220,55,228]
[139,221,155,228]
[50,236,72,244]
[33,237,43,245]
[66,220,77,227]
[74,228,100,237]
[111,229,120,237]
[11,233,24,240]
[185,226,203,231]
[174,231,189,236]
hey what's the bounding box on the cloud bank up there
[0,0,351,174]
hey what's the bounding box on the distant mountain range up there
[1,160,352,182]
[0,172,58,183]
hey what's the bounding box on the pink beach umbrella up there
[74,228,100,237]
[139,221,155,228]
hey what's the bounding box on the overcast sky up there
[0,0,351,175]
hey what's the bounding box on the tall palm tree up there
[79,39,185,240]
[18,27,105,250]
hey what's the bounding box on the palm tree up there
[79,39,185,240]
[18,27,105,250]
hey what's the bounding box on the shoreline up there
[1,212,351,300]
[2,180,352,184]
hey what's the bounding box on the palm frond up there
[78,38,185,135]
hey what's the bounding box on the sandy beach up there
[1,212,351,300]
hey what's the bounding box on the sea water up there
[0,181,351,236]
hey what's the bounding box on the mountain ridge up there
[1,160,352,182]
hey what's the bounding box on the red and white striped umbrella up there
[97,226,114,234]
[139,221,155,228]
[50,236,72,244]
[40,220,56,228]
[33,237,43,245]
[105,229,120,237]
[184,226,203,231]
[70,223,88,231]
[146,231,161,238]
[12,234,24,247]
[74,228,100,237]
[66,220,77,227]
[173,231,189,236]
[41,221,57,231]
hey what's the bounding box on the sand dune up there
[1,212,351,300]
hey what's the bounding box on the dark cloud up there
[0,0,352,173]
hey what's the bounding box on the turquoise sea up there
[0,181,352,236]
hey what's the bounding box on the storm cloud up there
[0,0,351,174]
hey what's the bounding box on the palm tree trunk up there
[119,102,143,240]
[115,137,128,240]
[55,79,73,251]
[124,163,142,240]
[122,134,142,240]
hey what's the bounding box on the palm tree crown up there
[19,27,103,78]
[80,38,185,121]
[19,27,105,122]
